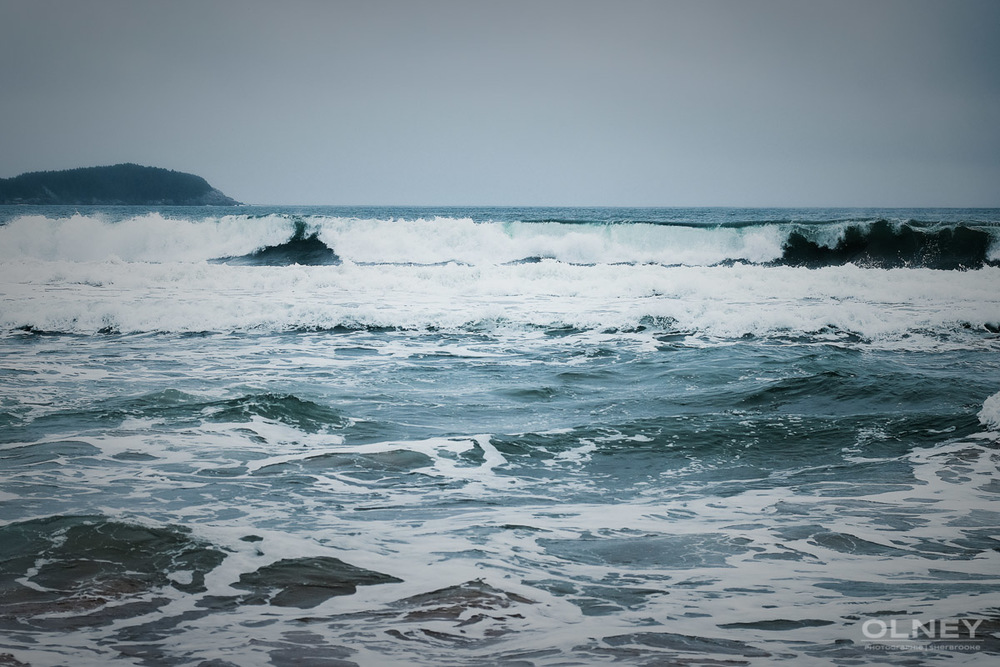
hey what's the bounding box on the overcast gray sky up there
[1,0,998,206]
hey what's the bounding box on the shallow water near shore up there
[1,206,999,665]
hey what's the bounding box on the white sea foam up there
[978,391,1000,431]
[314,217,787,265]
[0,212,787,266]
[0,213,290,263]
[2,256,999,347]
[2,213,999,346]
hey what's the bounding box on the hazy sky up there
[1,0,998,206]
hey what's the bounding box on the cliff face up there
[0,164,241,205]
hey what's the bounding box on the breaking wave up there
[780,220,994,270]
[212,219,340,266]
[1,209,997,268]
[2,208,999,339]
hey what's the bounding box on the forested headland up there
[0,164,240,205]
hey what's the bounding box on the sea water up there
[1,206,999,666]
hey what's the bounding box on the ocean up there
[1,206,999,666]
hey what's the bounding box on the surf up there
[1,207,997,268]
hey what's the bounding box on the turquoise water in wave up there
[1,207,999,665]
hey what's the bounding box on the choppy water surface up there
[1,206,999,665]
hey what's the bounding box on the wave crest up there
[780,220,993,270]
[213,219,340,266]
[978,391,1000,431]
[1,211,996,269]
